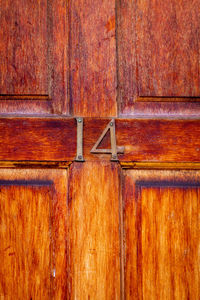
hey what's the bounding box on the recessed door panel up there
[123,170,200,299]
[0,0,69,114]
[137,0,200,98]
[0,169,68,299]
[117,0,200,116]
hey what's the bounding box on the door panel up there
[123,169,200,299]
[0,169,68,299]
[0,0,69,115]
[136,0,200,98]
[117,0,200,116]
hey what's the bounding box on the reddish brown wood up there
[0,118,76,161]
[0,0,69,115]
[67,162,121,298]
[1,2,200,298]
[137,0,200,97]
[69,0,117,117]
[0,118,200,162]
[116,0,137,115]
[117,0,200,117]
[123,170,200,299]
[115,119,200,162]
[0,169,68,299]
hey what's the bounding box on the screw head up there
[78,118,82,123]
[110,122,113,126]
[112,154,117,159]
[78,155,82,160]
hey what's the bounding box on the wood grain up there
[137,0,200,98]
[117,0,200,117]
[0,183,52,299]
[0,118,76,161]
[123,170,200,299]
[115,119,200,162]
[0,0,69,115]
[0,118,200,162]
[116,0,137,115]
[67,162,121,299]
[70,0,117,117]
[0,169,68,299]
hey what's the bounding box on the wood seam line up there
[118,163,125,300]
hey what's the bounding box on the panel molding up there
[0,179,53,186]
[121,162,200,170]
[0,161,72,169]
[0,95,50,101]
[135,97,200,103]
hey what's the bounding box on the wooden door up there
[0,1,200,299]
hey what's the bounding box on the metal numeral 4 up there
[90,119,124,161]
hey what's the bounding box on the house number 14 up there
[75,118,124,162]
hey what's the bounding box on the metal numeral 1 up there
[75,117,85,162]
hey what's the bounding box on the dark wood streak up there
[0,180,53,186]
[0,95,50,101]
[136,97,200,103]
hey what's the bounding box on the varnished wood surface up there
[137,0,200,98]
[0,0,69,115]
[0,169,68,299]
[116,0,137,116]
[1,1,200,299]
[123,170,200,299]
[0,118,200,162]
[67,162,121,299]
[1,184,52,299]
[70,0,117,117]
[0,118,76,161]
[92,119,200,162]
[117,0,200,117]
[1,0,200,117]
